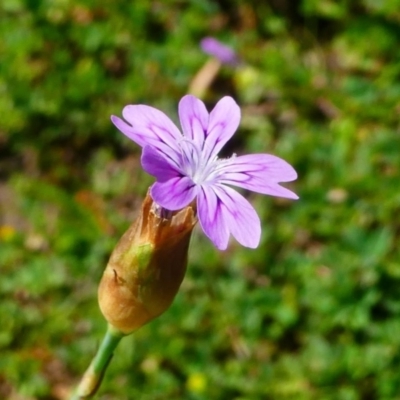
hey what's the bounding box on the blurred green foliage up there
[1,0,400,399]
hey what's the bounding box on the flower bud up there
[98,192,196,334]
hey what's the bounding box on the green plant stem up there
[70,325,125,400]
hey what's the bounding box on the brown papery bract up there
[98,192,197,334]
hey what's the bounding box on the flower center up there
[178,138,233,185]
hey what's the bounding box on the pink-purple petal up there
[220,174,299,199]
[203,96,240,161]
[221,154,298,182]
[200,37,240,66]
[111,115,143,144]
[178,95,209,148]
[141,146,181,182]
[213,185,261,248]
[215,154,299,199]
[111,114,181,165]
[150,177,198,211]
[197,186,230,250]
[118,104,182,150]
[222,174,299,200]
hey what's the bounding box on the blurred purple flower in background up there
[200,37,240,66]
[112,95,298,250]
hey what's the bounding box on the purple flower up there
[200,37,240,66]
[111,95,298,250]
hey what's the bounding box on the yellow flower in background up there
[186,372,207,393]
[0,225,16,242]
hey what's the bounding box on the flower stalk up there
[70,325,124,399]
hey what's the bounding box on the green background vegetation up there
[1,0,400,399]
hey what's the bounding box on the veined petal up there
[203,96,240,161]
[179,95,209,148]
[213,185,261,248]
[220,154,298,182]
[223,177,298,199]
[112,104,182,154]
[216,154,299,199]
[141,146,181,182]
[151,177,198,211]
[197,186,230,250]
[111,115,179,165]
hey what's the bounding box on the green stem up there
[70,325,125,400]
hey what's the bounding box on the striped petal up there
[212,185,261,248]
[197,185,230,250]
[141,146,181,182]
[217,154,298,199]
[111,105,182,164]
[179,95,209,148]
[197,184,261,249]
[203,96,240,161]
[150,177,198,211]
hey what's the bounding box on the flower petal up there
[203,96,240,161]
[150,177,198,211]
[197,186,230,250]
[213,185,261,248]
[221,154,298,182]
[217,154,299,199]
[141,146,181,182]
[200,37,239,66]
[111,105,183,164]
[123,105,182,146]
[178,95,209,148]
